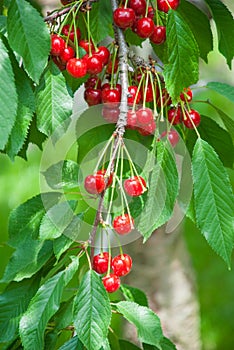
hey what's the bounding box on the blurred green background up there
[0,1,234,349]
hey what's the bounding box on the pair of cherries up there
[93,252,132,293]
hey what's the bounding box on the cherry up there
[61,24,81,42]
[50,34,65,56]
[113,214,134,235]
[150,25,166,44]
[102,107,120,123]
[113,7,136,29]
[138,120,156,135]
[157,0,180,13]
[96,169,113,188]
[79,39,95,54]
[106,59,119,74]
[52,56,66,71]
[128,0,146,16]
[141,84,154,102]
[147,6,155,19]
[128,86,142,105]
[84,173,105,194]
[161,130,179,147]
[136,17,154,38]
[94,46,110,65]
[180,87,193,102]
[183,109,201,129]
[127,110,138,129]
[60,46,75,63]
[86,55,103,75]
[124,176,146,196]
[84,76,102,89]
[84,88,102,106]
[93,252,110,274]
[102,274,120,293]
[168,107,182,125]
[66,58,87,78]
[112,254,132,277]
[136,107,154,125]
[102,88,121,107]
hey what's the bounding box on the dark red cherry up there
[180,87,193,102]
[94,46,110,65]
[136,107,154,125]
[161,130,179,147]
[86,55,104,75]
[84,76,102,89]
[84,173,105,194]
[66,58,87,78]
[60,46,75,63]
[128,0,146,16]
[136,17,154,38]
[50,34,65,56]
[150,25,166,44]
[84,88,102,106]
[61,24,81,42]
[113,214,134,235]
[102,274,120,293]
[79,39,95,54]
[113,7,136,29]
[168,107,182,125]
[157,0,180,13]
[147,6,155,19]
[124,176,147,196]
[128,86,142,105]
[111,254,132,277]
[138,120,156,135]
[93,252,110,274]
[96,169,113,188]
[102,88,121,107]
[183,109,201,129]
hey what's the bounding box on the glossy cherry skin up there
[161,130,179,147]
[102,107,120,123]
[168,107,182,125]
[93,252,110,274]
[94,46,110,65]
[147,6,155,19]
[113,7,136,29]
[96,169,113,188]
[128,86,142,105]
[102,88,121,107]
[111,254,132,277]
[128,0,146,16]
[150,25,166,44]
[183,109,201,129]
[141,84,154,103]
[157,0,180,13]
[102,274,120,293]
[136,17,154,38]
[84,174,105,194]
[138,120,156,135]
[60,46,75,63]
[124,176,146,196]
[86,55,103,75]
[127,110,138,129]
[79,39,95,54]
[50,34,65,56]
[61,24,81,42]
[113,214,134,235]
[84,76,102,89]
[84,88,102,106]
[66,58,87,78]
[136,107,154,125]
[180,87,193,102]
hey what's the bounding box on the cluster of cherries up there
[113,0,180,45]
[93,251,132,293]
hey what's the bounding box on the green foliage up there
[89,0,113,43]
[207,81,234,103]
[121,284,148,307]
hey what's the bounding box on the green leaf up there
[53,235,74,261]
[143,336,177,350]
[39,200,77,240]
[207,82,234,103]
[7,0,50,83]
[0,37,17,150]
[121,284,148,307]
[73,270,112,350]
[63,70,88,94]
[204,0,234,68]
[42,160,80,190]
[151,41,168,64]
[59,336,84,350]
[116,301,163,347]
[209,104,234,144]
[36,61,73,136]
[0,277,40,343]
[89,0,113,43]
[19,257,79,350]
[138,142,179,241]
[177,0,213,62]
[6,65,35,159]
[125,28,144,47]
[192,139,234,267]
[0,15,7,34]
[163,10,199,102]
[119,340,141,350]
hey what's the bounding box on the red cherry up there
[50,34,65,56]
[102,274,120,293]
[113,214,134,235]
[128,86,142,105]
[127,110,138,129]
[157,0,180,13]
[84,174,105,194]
[60,46,75,63]
[79,39,95,54]
[113,7,136,29]
[138,120,156,135]
[106,59,119,74]
[52,56,66,71]
[161,130,179,147]
[94,46,110,65]
[147,6,155,19]
[112,254,132,277]
[128,0,146,16]
[136,107,154,125]
[102,107,120,123]
[124,176,146,196]
[168,107,182,125]
[141,84,154,102]
[93,252,110,274]
[84,88,102,106]
[61,24,81,42]
[102,88,121,107]
[183,109,201,129]
[150,25,166,44]
[136,17,154,38]
[96,169,113,188]
[86,55,103,75]
[157,88,172,107]
[180,87,193,102]
[84,76,102,89]
[66,58,87,78]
